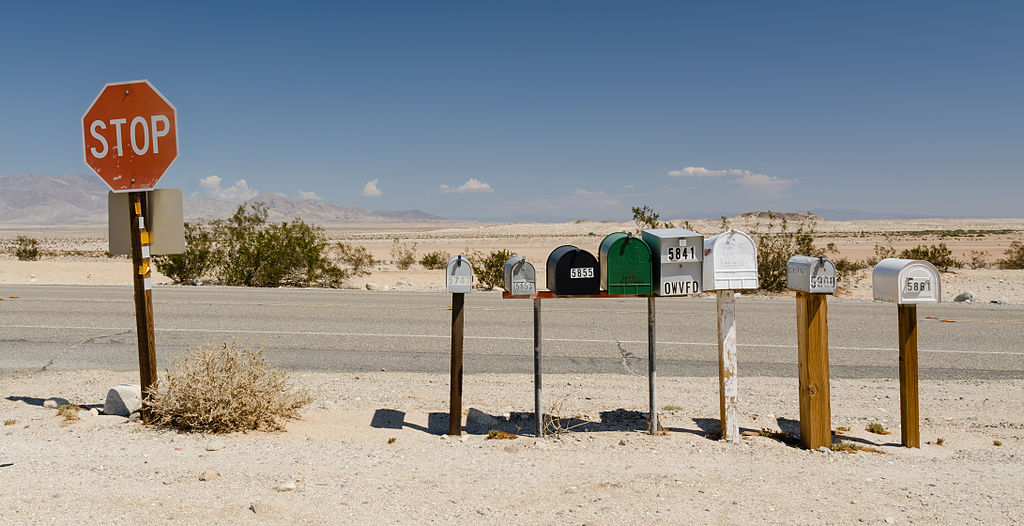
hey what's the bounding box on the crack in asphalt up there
[40,330,133,371]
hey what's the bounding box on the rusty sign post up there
[83,80,178,422]
[898,304,920,448]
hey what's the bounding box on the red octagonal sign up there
[83,80,178,192]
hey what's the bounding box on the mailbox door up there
[898,263,941,304]
[446,256,473,293]
[787,256,837,294]
[600,233,652,295]
[547,245,599,295]
[511,260,537,296]
[657,261,702,296]
[703,230,759,291]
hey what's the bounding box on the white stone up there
[365,283,381,291]
[43,397,69,409]
[206,440,226,451]
[103,384,142,417]
[275,480,297,492]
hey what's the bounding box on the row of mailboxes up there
[497,229,762,296]
[494,241,942,304]
[783,255,942,304]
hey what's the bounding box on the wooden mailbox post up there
[787,255,838,450]
[873,258,941,448]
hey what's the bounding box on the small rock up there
[43,398,69,409]
[619,439,627,446]
[991,297,1008,305]
[365,283,381,291]
[199,470,220,481]
[275,480,297,492]
[128,412,141,422]
[884,518,894,524]
[77,410,93,420]
[565,486,578,494]
[206,440,226,452]
[953,291,974,303]
[817,446,831,454]
[89,408,99,416]
[103,384,142,417]
[250,500,270,514]
[465,408,503,432]
[396,279,411,287]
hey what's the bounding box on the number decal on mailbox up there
[570,267,594,279]
[811,275,836,289]
[511,282,534,294]
[905,277,931,293]
[664,246,696,262]
[448,275,471,287]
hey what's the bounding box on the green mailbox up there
[599,232,653,295]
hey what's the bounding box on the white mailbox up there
[702,229,759,291]
[445,255,473,294]
[873,258,941,304]
[786,255,837,294]
[503,256,536,296]
[641,228,703,296]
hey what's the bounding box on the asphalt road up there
[1,284,1022,380]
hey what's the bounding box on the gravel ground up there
[2,370,1022,525]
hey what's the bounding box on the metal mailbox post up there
[546,245,600,295]
[445,256,474,436]
[703,229,759,443]
[599,232,653,295]
[873,258,942,448]
[786,255,837,450]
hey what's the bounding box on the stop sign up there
[83,80,178,192]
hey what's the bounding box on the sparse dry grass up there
[148,342,312,433]
[56,404,82,426]
[543,398,586,436]
[486,430,518,440]
[4,419,17,426]
[831,441,885,454]
[866,422,890,435]
[993,440,1003,446]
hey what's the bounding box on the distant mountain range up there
[0,174,447,226]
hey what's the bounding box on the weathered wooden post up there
[647,295,658,434]
[445,256,473,436]
[128,192,158,422]
[703,229,759,443]
[787,255,838,450]
[873,258,941,448]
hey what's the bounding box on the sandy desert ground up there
[2,216,1023,303]
[1,217,1023,524]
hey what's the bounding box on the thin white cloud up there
[297,189,321,201]
[623,184,635,189]
[199,175,258,201]
[440,178,493,194]
[668,165,796,195]
[362,179,382,197]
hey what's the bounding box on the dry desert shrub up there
[149,342,311,433]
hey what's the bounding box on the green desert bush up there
[152,222,218,284]
[997,241,1024,269]
[390,238,417,270]
[153,203,361,287]
[335,242,377,278]
[14,235,41,261]
[149,342,311,433]
[898,243,963,271]
[419,250,450,270]
[470,249,515,290]
[750,214,818,292]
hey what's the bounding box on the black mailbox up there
[546,245,600,295]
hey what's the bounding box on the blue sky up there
[1,2,1021,220]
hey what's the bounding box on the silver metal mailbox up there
[641,228,703,296]
[786,255,837,294]
[503,256,536,296]
[445,255,473,293]
[872,258,941,304]
[702,229,759,291]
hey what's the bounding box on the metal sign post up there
[533,297,543,437]
[898,304,920,448]
[128,192,158,422]
[716,289,739,443]
[796,291,831,449]
[647,296,658,434]
[448,292,465,436]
